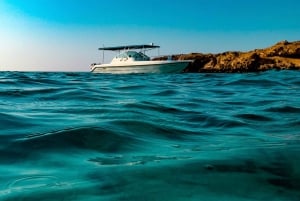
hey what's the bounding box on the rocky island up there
[155,40,300,73]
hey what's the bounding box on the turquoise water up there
[0,71,300,201]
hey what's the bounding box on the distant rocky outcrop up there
[154,40,300,72]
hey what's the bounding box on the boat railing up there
[90,63,101,67]
[151,55,174,61]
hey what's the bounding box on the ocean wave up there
[18,126,144,153]
[265,105,300,113]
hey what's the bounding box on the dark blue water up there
[0,71,300,201]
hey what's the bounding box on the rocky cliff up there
[155,40,300,72]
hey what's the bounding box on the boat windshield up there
[115,51,150,61]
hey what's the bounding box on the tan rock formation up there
[155,40,300,72]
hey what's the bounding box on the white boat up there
[90,44,192,74]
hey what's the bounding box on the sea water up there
[0,71,299,201]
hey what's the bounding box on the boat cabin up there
[98,44,160,64]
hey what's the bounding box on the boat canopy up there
[99,44,160,51]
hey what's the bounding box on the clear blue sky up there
[1,0,299,71]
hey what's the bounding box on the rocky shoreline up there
[155,40,300,73]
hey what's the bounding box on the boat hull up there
[90,60,191,74]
